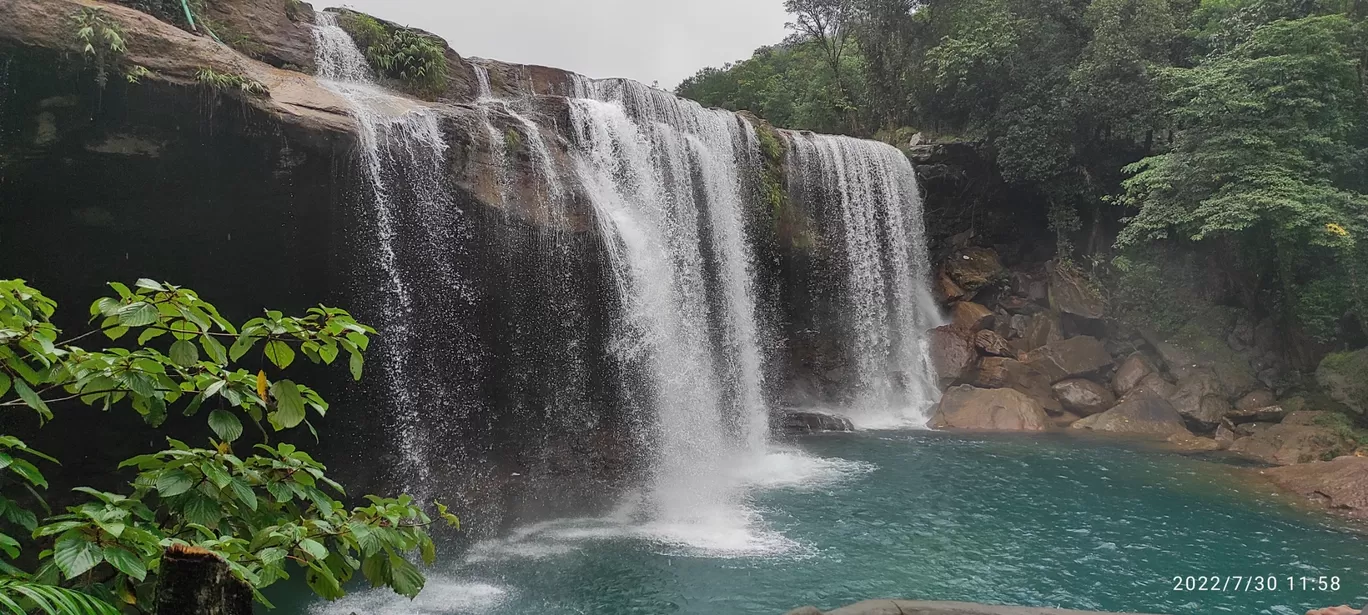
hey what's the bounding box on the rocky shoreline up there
[916,246,1368,523]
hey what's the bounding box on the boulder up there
[1071,394,1190,437]
[205,0,318,72]
[1051,411,1082,429]
[930,386,1050,431]
[1017,312,1062,352]
[1229,424,1356,465]
[1282,410,1334,426]
[950,301,994,332]
[1129,373,1177,400]
[1264,457,1368,522]
[1006,314,1031,340]
[1215,423,1237,449]
[1149,333,1259,399]
[1011,270,1049,304]
[969,358,1062,414]
[1317,350,1368,416]
[974,329,1014,358]
[928,326,975,388]
[1047,260,1104,319]
[795,601,1163,615]
[1223,405,1288,425]
[1024,336,1112,383]
[1168,370,1228,429]
[1235,389,1276,410]
[1111,352,1156,397]
[778,411,854,435]
[935,272,966,304]
[943,247,1004,293]
[1167,432,1221,452]
[1051,379,1115,416]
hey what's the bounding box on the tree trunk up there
[155,544,253,615]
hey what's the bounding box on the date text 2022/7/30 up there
[1171,575,1342,592]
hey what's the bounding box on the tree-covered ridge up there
[677,0,1368,345]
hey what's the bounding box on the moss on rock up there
[1317,349,1368,417]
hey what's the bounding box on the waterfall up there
[312,13,464,495]
[786,132,942,427]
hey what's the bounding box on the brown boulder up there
[1111,353,1156,397]
[935,272,966,304]
[1016,312,1062,352]
[1071,394,1190,437]
[944,248,1004,293]
[1235,389,1276,410]
[1024,336,1113,383]
[930,386,1050,431]
[970,358,1063,414]
[1168,370,1229,429]
[1047,261,1104,320]
[950,301,994,332]
[928,326,975,388]
[1129,373,1177,400]
[206,0,318,72]
[1229,424,1355,465]
[1282,410,1333,426]
[1051,379,1115,416]
[1264,457,1368,521]
[1167,432,1221,452]
[974,330,1015,358]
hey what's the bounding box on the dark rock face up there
[943,247,1004,294]
[930,385,1050,431]
[1072,394,1190,437]
[778,411,855,435]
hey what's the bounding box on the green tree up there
[1118,14,1368,332]
[0,279,458,613]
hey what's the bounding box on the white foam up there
[734,447,876,490]
[308,578,508,615]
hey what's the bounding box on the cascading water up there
[566,79,773,528]
[786,132,943,427]
[312,13,465,495]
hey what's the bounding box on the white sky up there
[328,0,791,89]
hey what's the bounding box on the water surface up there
[295,431,1368,614]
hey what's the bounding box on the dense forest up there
[678,0,1368,355]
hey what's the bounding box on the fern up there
[0,579,120,615]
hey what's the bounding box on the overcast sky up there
[329,0,790,89]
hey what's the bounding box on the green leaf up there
[201,335,228,364]
[227,478,257,511]
[389,554,425,598]
[9,459,47,489]
[349,351,363,380]
[0,372,12,399]
[208,409,244,442]
[361,552,391,586]
[269,380,305,430]
[137,326,167,345]
[134,279,165,292]
[13,380,52,421]
[264,340,295,369]
[169,340,198,367]
[0,533,20,560]
[228,333,257,362]
[116,302,158,327]
[297,538,328,561]
[154,469,195,497]
[52,535,104,579]
[102,546,146,581]
[181,493,221,526]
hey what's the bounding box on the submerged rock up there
[1071,394,1189,437]
[787,600,1162,615]
[1264,456,1368,522]
[778,411,855,435]
[930,386,1050,431]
